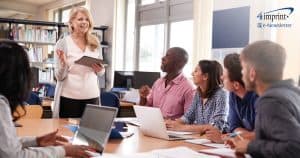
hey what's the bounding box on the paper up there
[185,139,227,148]
[167,130,196,135]
[199,148,251,158]
[152,146,220,158]
[202,143,227,148]
[114,117,140,126]
[185,138,211,144]
[75,56,107,68]
[95,147,220,158]
[122,89,140,104]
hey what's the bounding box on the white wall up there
[275,1,300,81]
[213,0,300,81]
[87,0,115,89]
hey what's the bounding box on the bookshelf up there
[0,17,109,95]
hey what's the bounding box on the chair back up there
[17,105,43,119]
[100,92,120,108]
[26,92,42,105]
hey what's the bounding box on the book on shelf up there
[27,47,43,62]
[11,24,57,43]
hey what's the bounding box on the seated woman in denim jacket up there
[166,60,227,134]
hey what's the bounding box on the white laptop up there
[72,104,118,155]
[133,105,192,140]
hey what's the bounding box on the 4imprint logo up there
[257,7,294,28]
[257,7,294,22]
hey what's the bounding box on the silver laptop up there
[133,105,192,141]
[72,104,118,154]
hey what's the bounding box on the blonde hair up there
[69,7,99,51]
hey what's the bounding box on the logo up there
[257,7,294,28]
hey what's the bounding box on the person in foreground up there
[0,40,93,158]
[53,7,105,118]
[229,40,300,157]
[166,60,227,134]
[205,54,258,143]
[139,47,195,119]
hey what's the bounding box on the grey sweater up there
[247,79,300,158]
[0,95,65,158]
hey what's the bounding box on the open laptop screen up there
[73,105,117,152]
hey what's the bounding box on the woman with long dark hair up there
[0,40,92,158]
[166,60,227,134]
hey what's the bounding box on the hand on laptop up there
[165,119,186,131]
[64,145,96,158]
[36,129,68,147]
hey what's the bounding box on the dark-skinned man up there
[139,47,195,119]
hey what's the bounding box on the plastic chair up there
[17,105,43,119]
[26,91,42,105]
[100,92,120,109]
[101,92,120,117]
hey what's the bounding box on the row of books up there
[0,24,57,43]
[39,68,55,84]
[12,25,57,43]
[26,47,44,62]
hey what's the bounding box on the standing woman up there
[53,7,105,118]
[0,40,93,158]
[166,60,227,134]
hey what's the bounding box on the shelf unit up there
[0,17,109,90]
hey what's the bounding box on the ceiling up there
[0,0,57,19]
[9,0,57,6]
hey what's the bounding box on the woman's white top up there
[52,35,105,117]
[58,35,102,99]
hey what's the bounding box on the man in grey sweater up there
[230,40,300,158]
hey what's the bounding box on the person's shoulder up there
[0,95,8,105]
[154,77,164,84]
[215,87,226,96]
[151,77,164,88]
[0,95,11,114]
[180,75,194,88]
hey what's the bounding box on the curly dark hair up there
[0,40,31,121]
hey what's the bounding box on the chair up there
[16,105,43,119]
[100,92,120,116]
[26,91,42,105]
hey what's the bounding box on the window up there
[139,24,164,71]
[115,0,193,76]
[170,20,193,76]
[52,2,85,23]
[141,0,156,5]
[137,0,193,75]
[124,0,136,70]
[61,8,72,23]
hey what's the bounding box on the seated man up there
[230,40,300,157]
[139,47,195,119]
[205,53,258,143]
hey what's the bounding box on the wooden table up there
[16,119,209,154]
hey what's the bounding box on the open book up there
[75,56,107,68]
